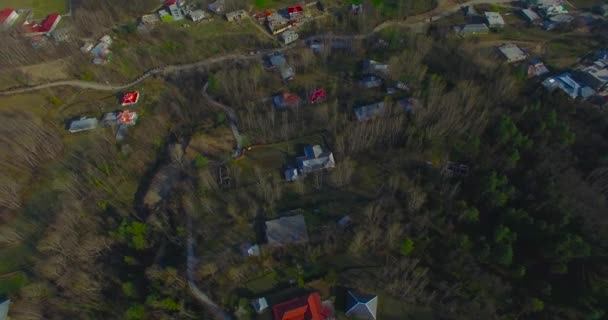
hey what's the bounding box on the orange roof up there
[272,292,324,320]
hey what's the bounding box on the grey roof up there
[251,297,269,313]
[520,9,541,21]
[297,145,336,174]
[269,54,295,80]
[226,10,247,20]
[577,64,608,89]
[485,12,505,26]
[189,9,206,21]
[359,75,383,88]
[265,214,309,246]
[280,29,299,44]
[456,23,489,35]
[354,101,385,121]
[208,0,225,13]
[69,117,99,133]
[345,291,378,320]
[498,44,528,63]
[0,299,8,320]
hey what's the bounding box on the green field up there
[0,0,67,18]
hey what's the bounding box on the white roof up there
[484,12,505,25]
[499,44,528,62]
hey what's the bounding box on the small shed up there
[189,9,206,22]
[284,167,299,182]
[251,297,269,314]
[279,29,299,45]
[69,117,99,133]
[455,23,489,36]
[484,12,505,28]
[498,44,528,63]
[265,214,309,246]
[226,10,247,22]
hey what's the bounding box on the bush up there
[50,96,62,107]
[194,154,209,169]
[400,238,415,256]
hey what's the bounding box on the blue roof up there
[346,291,378,319]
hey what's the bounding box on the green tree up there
[50,96,62,107]
[161,298,180,311]
[121,282,137,298]
[400,238,415,256]
[493,243,513,267]
[126,304,145,320]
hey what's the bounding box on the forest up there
[0,0,607,319]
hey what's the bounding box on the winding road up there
[0,0,515,97]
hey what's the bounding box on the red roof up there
[121,91,140,106]
[25,13,60,33]
[272,293,325,320]
[288,6,303,14]
[117,110,138,125]
[0,8,16,24]
[309,89,326,104]
[166,0,177,5]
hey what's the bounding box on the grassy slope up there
[0,0,67,18]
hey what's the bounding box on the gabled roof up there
[345,291,378,320]
[288,6,303,14]
[121,91,140,106]
[0,8,16,25]
[272,292,325,320]
[520,9,541,21]
[69,117,99,133]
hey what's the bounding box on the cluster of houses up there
[242,210,377,320]
[543,50,608,102]
[254,4,316,44]
[67,91,141,142]
[138,0,209,28]
[81,35,113,65]
[266,52,296,82]
[1,8,67,47]
[273,88,327,111]
[284,144,336,182]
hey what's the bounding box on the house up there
[539,4,568,17]
[141,14,160,25]
[520,9,541,23]
[90,40,112,59]
[284,167,299,181]
[208,0,225,14]
[345,291,378,320]
[101,112,119,127]
[0,8,18,28]
[24,13,61,36]
[297,145,336,174]
[273,92,301,110]
[241,242,261,257]
[272,292,330,320]
[169,4,184,20]
[454,23,489,36]
[543,73,595,99]
[51,28,70,42]
[81,43,94,53]
[267,11,290,34]
[498,44,528,63]
[527,59,550,78]
[226,10,247,22]
[359,75,383,89]
[265,214,309,246]
[251,297,269,314]
[354,102,385,121]
[484,12,505,28]
[287,5,304,23]
[363,60,389,75]
[309,88,327,104]
[121,91,140,106]
[189,9,206,22]
[117,110,139,126]
[158,9,173,22]
[269,53,295,81]
[527,0,564,8]
[577,62,608,90]
[0,298,9,320]
[280,29,299,45]
[69,117,99,133]
[543,14,574,30]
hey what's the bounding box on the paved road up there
[0,0,516,97]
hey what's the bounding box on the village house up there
[520,9,541,23]
[0,298,9,320]
[354,101,385,121]
[251,297,268,314]
[265,214,309,246]
[226,10,247,22]
[121,91,140,106]
[269,53,295,81]
[296,144,335,175]
[484,12,505,28]
[189,9,206,22]
[24,13,61,36]
[543,14,574,30]
[208,0,225,14]
[0,8,18,29]
[267,11,290,34]
[169,3,184,20]
[359,75,383,89]
[527,59,550,77]
[89,35,113,64]
[538,4,568,17]
[454,23,489,36]
[543,73,595,99]
[68,117,99,133]
[279,29,299,44]
[577,60,608,90]
[272,292,332,320]
[287,5,304,24]
[498,44,528,63]
[345,291,378,320]
[363,60,389,75]
[273,92,301,110]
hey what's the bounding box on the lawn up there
[0,0,67,18]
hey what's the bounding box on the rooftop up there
[265,214,309,246]
[498,44,528,63]
[69,117,99,133]
[345,291,378,320]
[484,12,505,26]
[121,91,140,106]
[354,102,385,121]
[272,292,326,320]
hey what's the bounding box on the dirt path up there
[202,81,243,158]
[0,0,516,97]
